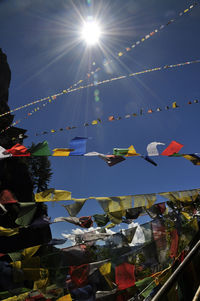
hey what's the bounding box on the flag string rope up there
[0,58,199,129]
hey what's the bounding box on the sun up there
[81,20,101,46]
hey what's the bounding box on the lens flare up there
[81,20,101,45]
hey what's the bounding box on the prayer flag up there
[147,142,165,156]
[169,229,178,258]
[56,294,72,301]
[52,148,74,156]
[99,154,126,166]
[69,264,89,287]
[108,116,115,121]
[126,145,140,157]
[30,141,51,156]
[142,155,157,166]
[0,226,19,237]
[84,151,100,156]
[113,148,128,156]
[0,190,18,204]
[115,263,135,290]
[172,102,178,108]
[0,146,12,159]
[15,203,37,226]
[63,199,87,216]
[93,214,109,227]
[35,189,71,202]
[6,144,30,156]
[161,141,184,156]
[182,154,200,165]
[69,137,88,156]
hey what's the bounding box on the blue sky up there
[1,0,200,243]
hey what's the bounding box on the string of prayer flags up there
[83,2,198,83]
[1,59,200,126]
[33,95,200,138]
[147,142,165,156]
[161,141,184,156]
[35,189,71,202]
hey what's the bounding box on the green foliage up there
[27,143,53,192]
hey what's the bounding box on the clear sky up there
[1,0,200,244]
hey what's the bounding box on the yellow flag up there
[92,120,98,125]
[53,190,71,201]
[52,148,74,156]
[35,189,71,202]
[2,292,30,301]
[22,245,41,259]
[145,194,156,209]
[33,277,49,290]
[133,195,146,207]
[179,190,198,202]
[99,262,111,275]
[172,102,178,108]
[0,226,19,236]
[99,262,114,288]
[125,145,140,157]
[109,196,132,212]
[181,212,191,220]
[56,294,72,301]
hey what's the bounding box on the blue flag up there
[69,137,88,156]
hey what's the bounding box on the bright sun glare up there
[81,21,101,45]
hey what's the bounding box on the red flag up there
[115,263,135,290]
[170,229,179,258]
[0,190,18,204]
[161,141,183,156]
[6,143,30,156]
[69,264,89,287]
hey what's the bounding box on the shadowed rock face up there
[0,49,33,202]
[0,48,11,104]
[0,49,13,132]
[0,49,27,148]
